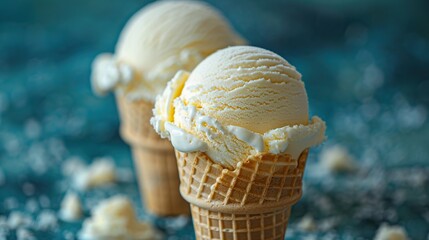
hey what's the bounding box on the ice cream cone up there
[116,94,190,216]
[175,149,309,240]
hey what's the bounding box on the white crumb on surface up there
[318,217,339,231]
[25,199,39,213]
[374,223,408,240]
[62,156,86,176]
[164,216,190,232]
[59,192,83,222]
[319,145,357,173]
[78,195,161,240]
[297,215,317,232]
[39,195,51,208]
[73,157,117,190]
[16,228,35,240]
[63,230,75,240]
[36,210,58,231]
[7,212,32,229]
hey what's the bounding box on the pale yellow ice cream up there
[180,46,309,133]
[91,0,245,102]
[79,196,161,239]
[152,46,326,168]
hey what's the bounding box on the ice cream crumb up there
[297,215,317,232]
[164,216,190,232]
[62,156,86,176]
[25,199,39,213]
[59,192,83,222]
[116,168,134,183]
[318,217,339,231]
[39,195,51,208]
[319,145,357,173]
[374,223,408,240]
[73,157,117,190]
[7,212,32,229]
[63,231,75,240]
[16,228,35,240]
[36,210,58,231]
[78,195,161,240]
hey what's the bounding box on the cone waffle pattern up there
[116,94,189,216]
[176,150,308,208]
[116,95,161,145]
[176,150,308,240]
[191,205,291,240]
[132,146,190,215]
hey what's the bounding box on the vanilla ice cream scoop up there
[181,46,309,133]
[152,46,326,168]
[91,0,245,102]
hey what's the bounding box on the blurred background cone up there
[116,95,189,216]
[176,149,309,240]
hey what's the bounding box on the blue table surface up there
[1,0,429,239]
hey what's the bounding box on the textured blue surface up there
[1,0,429,239]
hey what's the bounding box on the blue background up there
[1,0,428,239]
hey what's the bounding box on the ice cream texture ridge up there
[152,46,326,168]
[91,0,245,102]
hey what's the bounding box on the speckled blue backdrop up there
[1,0,428,239]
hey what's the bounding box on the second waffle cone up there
[116,95,190,216]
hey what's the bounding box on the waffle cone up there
[176,149,309,240]
[116,94,189,216]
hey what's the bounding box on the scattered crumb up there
[63,230,75,240]
[59,192,83,222]
[7,212,32,229]
[319,145,357,173]
[297,215,317,232]
[16,227,35,240]
[374,223,408,240]
[301,235,317,240]
[164,216,190,232]
[73,157,117,190]
[36,210,58,231]
[318,217,339,231]
[62,156,86,176]
[79,195,161,240]
[38,195,51,208]
[25,199,39,213]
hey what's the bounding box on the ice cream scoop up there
[152,46,326,168]
[91,0,245,102]
[180,46,309,133]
